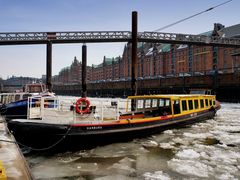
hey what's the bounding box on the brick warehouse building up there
[53,23,240,85]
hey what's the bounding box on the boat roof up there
[127,94,214,99]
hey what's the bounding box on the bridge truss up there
[0,31,240,47]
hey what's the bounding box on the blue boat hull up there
[0,99,28,119]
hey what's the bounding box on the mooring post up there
[131,11,138,111]
[46,41,52,92]
[82,43,87,98]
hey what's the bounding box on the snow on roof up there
[146,47,153,56]
[219,23,240,38]
[177,44,188,50]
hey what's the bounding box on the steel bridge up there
[0,31,240,47]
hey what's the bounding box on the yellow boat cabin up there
[123,94,219,120]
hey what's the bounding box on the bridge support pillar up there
[82,44,87,97]
[46,41,52,92]
[131,11,138,110]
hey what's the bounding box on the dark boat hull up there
[0,99,28,119]
[7,108,216,151]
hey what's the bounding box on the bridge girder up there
[0,31,240,47]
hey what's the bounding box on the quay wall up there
[0,116,33,179]
[53,73,240,102]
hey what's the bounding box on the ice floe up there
[168,158,212,178]
[107,157,136,177]
[159,142,175,149]
[163,130,174,135]
[175,149,200,159]
[183,132,214,139]
[143,171,170,180]
[142,140,158,148]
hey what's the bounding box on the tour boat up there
[7,94,220,151]
[0,83,54,119]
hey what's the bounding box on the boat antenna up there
[154,0,233,32]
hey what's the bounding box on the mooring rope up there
[14,125,73,151]
[0,117,73,151]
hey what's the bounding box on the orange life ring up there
[75,98,90,114]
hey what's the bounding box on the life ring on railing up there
[75,98,90,114]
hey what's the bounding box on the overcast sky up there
[0,0,239,79]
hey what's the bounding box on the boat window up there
[1,95,5,103]
[2,95,6,104]
[145,99,151,109]
[6,95,10,103]
[165,99,170,106]
[209,99,212,106]
[200,99,204,108]
[137,99,144,110]
[6,95,9,104]
[162,99,171,115]
[0,95,4,103]
[205,99,209,107]
[3,95,8,104]
[213,100,216,106]
[159,99,165,107]
[173,100,181,114]
[188,100,193,110]
[9,95,14,103]
[15,94,21,101]
[23,94,32,99]
[182,100,187,111]
[10,95,14,103]
[194,99,199,109]
[2,95,7,104]
[152,99,158,108]
[28,85,43,93]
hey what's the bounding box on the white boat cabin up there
[0,84,48,105]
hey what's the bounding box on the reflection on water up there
[26,103,240,179]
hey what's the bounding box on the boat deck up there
[0,116,33,180]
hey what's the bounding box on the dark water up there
[26,103,240,179]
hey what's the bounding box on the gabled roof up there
[220,24,240,38]
[161,44,171,52]
[92,56,120,68]
[104,57,114,65]
[199,30,213,36]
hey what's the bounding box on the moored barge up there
[7,94,220,151]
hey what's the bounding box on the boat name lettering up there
[190,113,197,117]
[86,126,102,130]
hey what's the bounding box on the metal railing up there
[0,31,131,43]
[140,32,240,46]
[27,96,127,122]
[1,31,240,47]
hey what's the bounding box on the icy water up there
[26,103,240,180]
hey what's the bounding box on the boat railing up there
[27,96,128,123]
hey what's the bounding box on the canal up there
[25,102,240,179]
